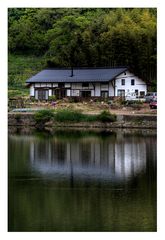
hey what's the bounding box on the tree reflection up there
[28,132,148,182]
[8,130,157,231]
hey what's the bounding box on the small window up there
[101,91,109,98]
[80,91,91,97]
[117,89,125,97]
[135,89,138,97]
[82,82,89,88]
[140,91,145,97]
[124,72,126,75]
[36,89,48,100]
[131,79,135,85]
[121,79,125,85]
[58,83,65,88]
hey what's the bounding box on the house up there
[26,67,147,100]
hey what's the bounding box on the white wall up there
[65,83,71,88]
[34,83,40,87]
[48,89,52,97]
[30,85,35,96]
[71,89,79,96]
[114,70,147,97]
[100,83,108,90]
[91,90,95,97]
[95,83,100,96]
[67,89,71,96]
[72,83,81,89]
[109,82,114,96]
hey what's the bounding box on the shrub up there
[54,109,99,122]
[34,109,55,125]
[15,113,21,122]
[83,114,98,122]
[97,110,116,122]
[54,109,116,123]
[54,109,84,122]
[48,96,57,101]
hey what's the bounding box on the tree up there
[8,8,157,88]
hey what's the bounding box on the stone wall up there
[8,113,36,126]
[8,112,157,129]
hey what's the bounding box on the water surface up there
[8,128,157,231]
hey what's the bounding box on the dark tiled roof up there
[26,67,128,83]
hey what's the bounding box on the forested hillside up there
[8,8,157,96]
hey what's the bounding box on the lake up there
[8,128,157,231]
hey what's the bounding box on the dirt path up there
[54,102,157,116]
[10,101,157,116]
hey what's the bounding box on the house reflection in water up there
[29,132,147,182]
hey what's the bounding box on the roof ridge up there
[44,66,128,70]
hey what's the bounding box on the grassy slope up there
[8,54,44,98]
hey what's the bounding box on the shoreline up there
[8,112,157,129]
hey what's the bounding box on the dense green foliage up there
[34,109,55,125]
[97,110,117,122]
[8,54,44,97]
[34,109,116,124]
[54,109,86,122]
[54,109,99,122]
[8,8,157,92]
[54,109,116,122]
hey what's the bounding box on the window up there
[82,82,89,88]
[80,91,91,97]
[131,79,135,85]
[36,89,48,100]
[117,89,125,97]
[53,89,66,99]
[140,91,145,97]
[121,79,125,85]
[135,89,138,97]
[101,91,109,98]
[58,83,65,88]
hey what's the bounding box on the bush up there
[15,113,21,122]
[54,109,116,123]
[30,96,36,102]
[54,109,98,122]
[97,110,116,122]
[48,96,57,101]
[54,109,84,122]
[34,109,55,125]
[83,114,98,122]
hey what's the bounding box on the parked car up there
[145,92,157,103]
[149,99,157,109]
[125,92,145,101]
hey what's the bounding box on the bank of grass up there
[54,109,97,122]
[54,109,116,123]
[34,109,55,125]
[8,54,44,98]
[34,109,116,125]
[8,88,29,98]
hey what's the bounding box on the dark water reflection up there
[8,128,156,231]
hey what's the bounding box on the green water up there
[8,128,157,231]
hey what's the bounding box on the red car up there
[149,100,157,109]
